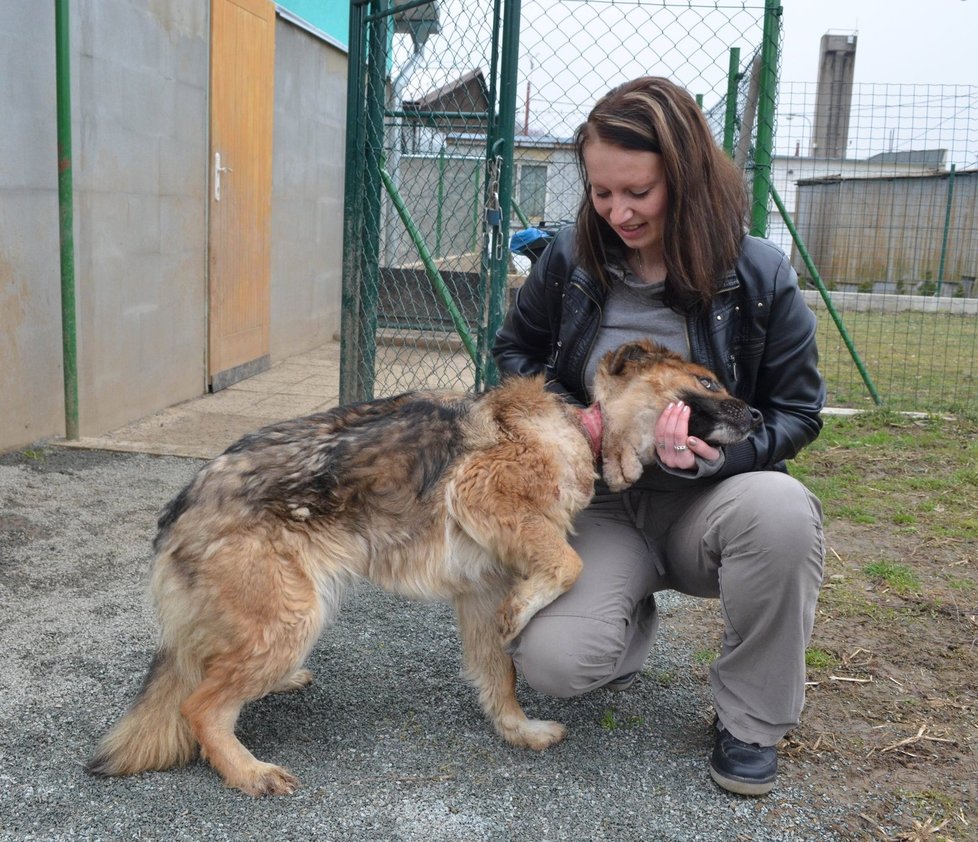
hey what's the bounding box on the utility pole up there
[523,55,534,135]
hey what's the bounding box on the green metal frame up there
[481,0,521,388]
[341,0,520,401]
[750,0,780,238]
[936,164,956,296]
[55,0,79,439]
[379,165,479,361]
[340,2,370,404]
[722,47,741,157]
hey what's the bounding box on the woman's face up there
[583,138,669,255]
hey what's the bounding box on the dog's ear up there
[603,340,652,376]
[603,339,672,377]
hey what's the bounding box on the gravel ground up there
[0,447,854,841]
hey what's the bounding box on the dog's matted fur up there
[88,340,758,796]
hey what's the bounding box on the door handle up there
[214,152,233,201]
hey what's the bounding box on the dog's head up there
[592,339,761,491]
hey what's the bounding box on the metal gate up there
[342,0,778,403]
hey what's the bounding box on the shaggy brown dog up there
[88,340,757,796]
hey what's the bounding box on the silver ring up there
[673,444,688,452]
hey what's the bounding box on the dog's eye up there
[698,377,719,391]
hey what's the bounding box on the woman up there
[493,77,825,796]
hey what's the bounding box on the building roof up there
[866,149,947,167]
[402,68,489,113]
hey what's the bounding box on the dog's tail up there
[87,646,200,777]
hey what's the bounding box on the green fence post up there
[471,161,481,253]
[340,1,369,404]
[723,47,741,157]
[750,0,780,238]
[55,0,79,440]
[436,145,445,258]
[483,0,521,389]
[936,163,956,297]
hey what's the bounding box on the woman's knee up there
[511,615,623,698]
[719,473,824,587]
[727,473,822,551]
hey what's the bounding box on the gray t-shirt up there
[583,262,689,400]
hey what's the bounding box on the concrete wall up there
[73,0,210,437]
[0,3,66,448]
[0,0,209,450]
[0,4,348,453]
[270,18,346,358]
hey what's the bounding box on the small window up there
[518,163,547,220]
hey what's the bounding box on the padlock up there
[485,207,501,226]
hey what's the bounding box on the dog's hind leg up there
[179,552,330,796]
[454,592,567,750]
[181,657,304,797]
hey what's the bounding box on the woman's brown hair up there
[573,76,748,309]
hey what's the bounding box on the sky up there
[779,0,978,85]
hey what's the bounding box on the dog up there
[87,339,758,796]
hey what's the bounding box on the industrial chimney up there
[811,32,857,159]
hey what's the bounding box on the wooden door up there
[208,0,275,390]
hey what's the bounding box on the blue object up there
[509,227,554,263]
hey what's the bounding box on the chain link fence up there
[343,0,773,402]
[344,0,501,401]
[774,81,978,413]
[346,3,977,414]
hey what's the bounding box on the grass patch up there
[794,411,978,539]
[804,648,837,670]
[814,307,978,414]
[864,561,921,595]
[782,405,976,833]
[599,708,644,731]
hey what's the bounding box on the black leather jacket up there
[493,226,825,477]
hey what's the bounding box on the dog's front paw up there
[602,447,643,491]
[499,717,567,750]
[229,761,299,797]
[496,597,528,645]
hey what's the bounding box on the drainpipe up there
[55,0,79,439]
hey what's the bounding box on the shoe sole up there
[709,763,776,796]
[605,675,637,692]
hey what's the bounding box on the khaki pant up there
[511,471,825,747]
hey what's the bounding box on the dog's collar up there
[578,403,603,460]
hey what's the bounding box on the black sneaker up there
[605,671,638,692]
[709,720,777,796]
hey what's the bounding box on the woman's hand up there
[654,401,720,469]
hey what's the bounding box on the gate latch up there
[485,155,503,257]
